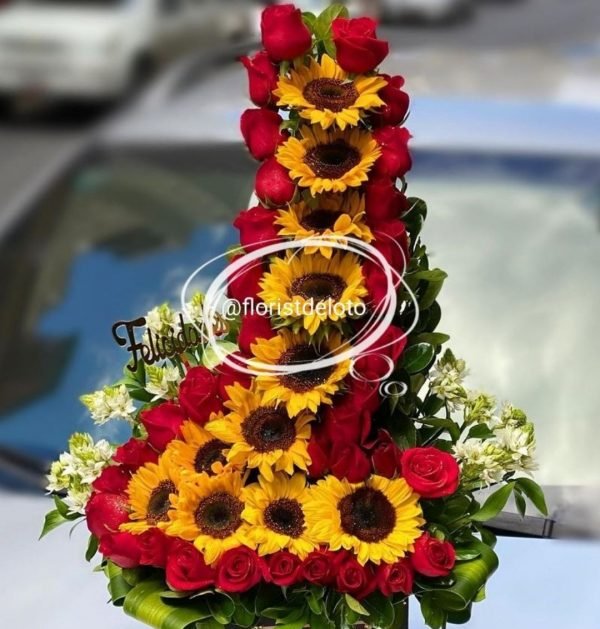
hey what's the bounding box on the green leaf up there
[201,341,238,370]
[39,508,69,539]
[317,3,349,35]
[514,488,527,518]
[123,578,213,628]
[454,547,482,561]
[412,269,448,282]
[403,197,428,239]
[206,594,235,625]
[302,11,318,32]
[471,482,515,522]
[53,495,82,521]
[362,591,395,627]
[420,593,446,629]
[411,332,450,346]
[232,600,256,628]
[515,478,548,516]
[344,594,368,616]
[105,561,134,606]
[467,424,495,440]
[419,417,461,442]
[85,535,99,562]
[402,343,435,374]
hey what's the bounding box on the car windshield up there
[0,142,598,528]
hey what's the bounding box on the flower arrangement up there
[42,4,547,629]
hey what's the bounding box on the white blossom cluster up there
[145,364,182,401]
[46,433,115,514]
[80,384,136,426]
[429,349,469,410]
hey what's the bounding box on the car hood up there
[0,6,133,45]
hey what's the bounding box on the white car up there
[0,0,257,103]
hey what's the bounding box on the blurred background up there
[0,1,599,627]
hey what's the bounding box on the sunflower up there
[120,454,180,535]
[274,54,387,130]
[275,191,373,258]
[258,251,368,335]
[165,419,229,477]
[167,471,252,564]
[243,473,316,559]
[276,126,381,196]
[250,329,350,416]
[205,384,312,481]
[305,475,424,566]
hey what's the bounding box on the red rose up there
[369,430,402,478]
[240,51,278,107]
[178,366,222,426]
[332,17,389,74]
[241,108,286,161]
[364,177,407,227]
[140,402,186,451]
[412,533,456,577]
[401,447,460,499]
[216,354,253,399]
[91,465,130,495]
[353,323,407,381]
[334,552,376,600]
[238,312,275,355]
[85,492,129,539]
[372,75,410,128]
[139,528,169,568]
[307,431,330,478]
[330,441,371,483]
[376,559,414,596]
[233,205,280,255]
[322,379,378,445]
[227,254,264,304]
[99,532,142,569]
[261,4,312,61]
[264,551,303,587]
[216,547,263,593]
[166,539,215,591]
[302,549,336,586]
[255,156,296,206]
[113,438,158,470]
[373,127,412,179]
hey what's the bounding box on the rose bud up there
[330,441,371,483]
[255,156,296,206]
[376,558,414,596]
[369,430,402,478]
[241,108,286,161]
[92,465,131,495]
[140,402,186,451]
[411,533,456,578]
[238,312,275,356]
[215,547,263,593]
[373,126,412,179]
[166,539,215,591]
[372,75,410,128]
[85,492,130,539]
[240,51,278,107]
[364,177,408,227]
[302,549,336,586]
[261,4,312,62]
[401,447,460,499]
[139,528,170,569]
[333,552,376,600]
[332,17,389,74]
[178,366,222,426]
[264,551,303,587]
[98,532,142,569]
[113,438,158,471]
[233,205,280,254]
[227,254,264,304]
[215,354,253,399]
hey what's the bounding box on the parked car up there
[0,0,258,105]
[378,0,474,23]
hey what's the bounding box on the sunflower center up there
[146,480,176,524]
[291,272,346,302]
[242,406,296,452]
[303,78,358,112]
[194,439,227,474]
[301,208,343,231]
[194,491,243,539]
[264,498,305,538]
[338,487,397,543]
[278,343,335,393]
[305,140,361,179]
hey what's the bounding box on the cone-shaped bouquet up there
[42,4,547,629]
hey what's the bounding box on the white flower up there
[63,484,93,516]
[495,423,538,474]
[430,349,468,410]
[463,391,496,425]
[80,384,136,425]
[453,438,506,486]
[145,303,179,336]
[145,365,181,401]
[185,292,204,324]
